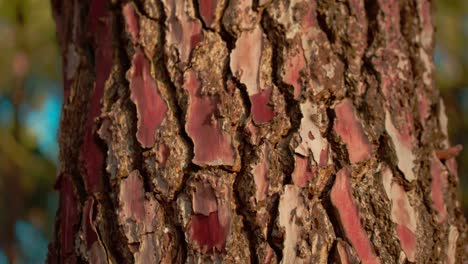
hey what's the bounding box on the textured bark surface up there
[47,0,467,263]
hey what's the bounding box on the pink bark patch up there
[230,25,262,95]
[331,167,380,264]
[87,0,108,35]
[319,147,329,167]
[184,70,236,166]
[156,144,170,167]
[382,168,417,261]
[123,3,140,43]
[129,49,168,148]
[120,171,146,222]
[300,1,317,30]
[189,212,228,252]
[430,154,448,223]
[446,158,458,179]
[391,186,416,231]
[246,121,260,145]
[283,46,306,99]
[337,241,351,264]
[264,245,275,264]
[396,225,416,261]
[252,145,269,202]
[435,145,463,160]
[417,92,430,125]
[398,112,414,149]
[58,175,79,261]
[292,155,315,188]
[250,88,275,124]
[385,111,416,181]
[417,0,433,49]
[165,0,203,64]
[198,0,217,26]
[80,0,113,193]
[83,198,98,249]
[192,182,218,216]
[334,99,372,163]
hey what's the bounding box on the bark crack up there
[260,11,303,262]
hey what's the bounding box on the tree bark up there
[47,0,467,263]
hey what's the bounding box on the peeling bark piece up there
[430,153,449,223]
[439,99,449,147]
[446,225,459,264]
[435,145,462,161]
[180,32,244,169]
[336,242,351,264]
[278,185,335,263]
[162,0,203,65]
[295,100,330,166]
[334,99,372,163]
[230,26,278,125]
[178,169,250,259]
[381,166,417,262]
[56,175,80,263]
[278,185,304,262]
[283,44,307,99]
[382,167,418,230]
[197,0,226,29]
[262,244,277,264]
[133,230,182,263]
[189,212,227,252]
[198,0,216,26]
[183,70,236,166]
[267,0,345,97]
[122,172,161,234]
[80,125,105,193]
[385,111,415,182]
[117,43,191,201]
[123,3,139,43]
[156,143,170,166]
[79,0,113,193]
[192,182,218,216]
[79,197,109,263]
[123,3,161,59]
[331,167,380,264]
[417,0,435,86]
[145,134,189,200]
[236,142,285,254]
[396,225,416,262]
[292,155,315,188]
[188,179,230,253]
[230,25,263,95]
[246,121,260,145]
[118,171,148,242]
[127,49,168,148]
[445,158,458,179]
[333,239,360,264]
[417,92,431,126]
[118,170,180,261]
[251,144,269,202]
[250,87,275,124]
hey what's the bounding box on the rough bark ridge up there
[47,0,467,263]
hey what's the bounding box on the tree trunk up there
[47,0,467,263]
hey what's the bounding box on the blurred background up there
[0,0,466,263]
